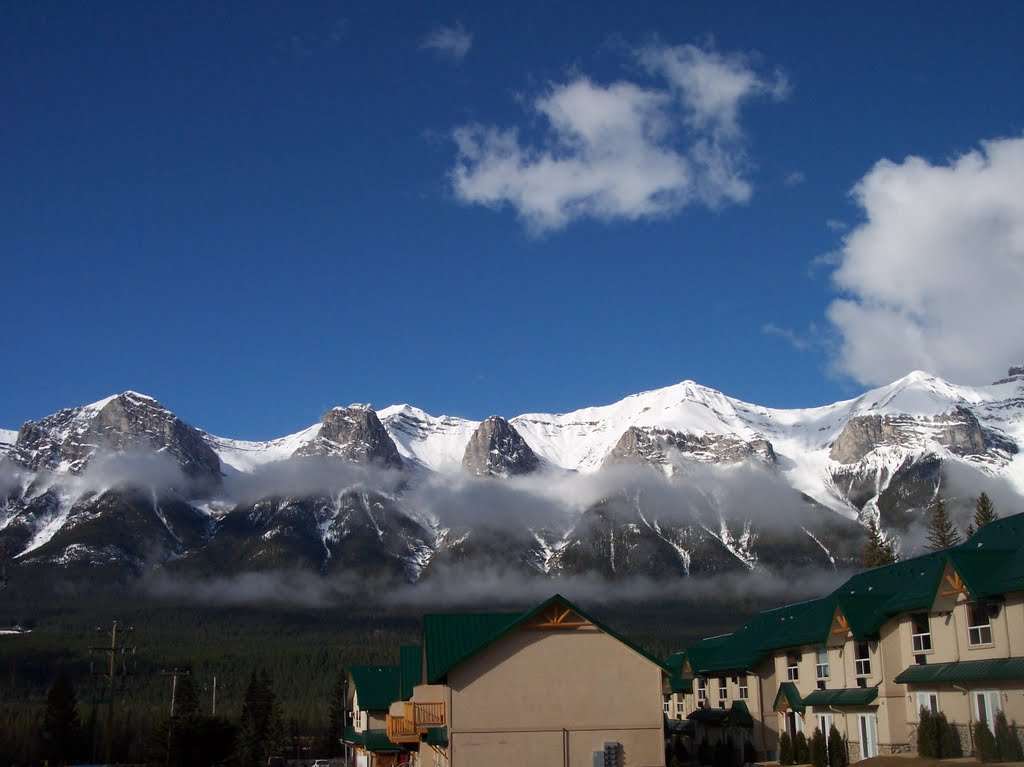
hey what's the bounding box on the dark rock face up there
[177,490,432,581]
[993,366,1024,385]
[294,406,403,469]
[462,416,540,477]
[6,393,221,483]
[603,427,776,469]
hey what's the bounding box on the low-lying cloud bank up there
[140,563,853,610]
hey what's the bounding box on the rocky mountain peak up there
[603,426,776,470]
[5,392,221,481]
[462,416,540,477]
[294,405,403,469]
[993,366,1024,385]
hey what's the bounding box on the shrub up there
[809,728,827,767]
[937,712,962,758]
[827,725,848,767]
[780,732,794,765]
[919,708,936,757]
[995,711,1024,762]
[975,722,999,763]
[794,731,810,764]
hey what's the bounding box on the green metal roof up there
[362,729,401,753]
[670,675,693,694]
[342,725,364,746]
[773,682,805,714]
[348,665,400,711]
[666,716,694,735]
[665,651,687,672]
[962,513,1024,552]
[686,702,753,727]
[399,644,422,700]
[425,727,448,747]
[895,657,1024,685]
[423,594,670,683]
[423,611,520,683]
[803,687,878,707]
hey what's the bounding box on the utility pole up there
[90,621,135,763]
[212,674,217,715]
[162,668,190,766]
[0,539,8,591]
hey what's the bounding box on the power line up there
[89,620,135,763]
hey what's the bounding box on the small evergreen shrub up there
[919,708,936,757]
[975,722,999,763]
[995,712,1024,762]
[809,728,827,767]
[780,732,794,765]
[794,731,810,764]
[827,725,848,767]
[937,712,962,758]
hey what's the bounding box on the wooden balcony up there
[385,713,418,743]
[385,702,446,743]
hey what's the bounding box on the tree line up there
[862,490,1000,568]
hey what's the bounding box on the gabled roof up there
[803,687,878,707]
[895,657,1024,685]
[348,665,400,711]
[687,701,753,727]
[399,644,422,701]
[773,681,805,714]
[423,594,669,684]
[669,675,693,694]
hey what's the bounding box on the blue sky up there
[3,2,1024,440]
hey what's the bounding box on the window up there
[816,646,830,679]
[719,676,728,701]
[787,652,800,681]
[912,613,933,653]
[916,692,939,719]
[855,641,871,677]
[816,713,834,736]
[664,697,671,714]
[698,677,707,702]
[676,699,685,715]
[738,675,749,700]
[969,604,994,646]
[974,691,1001,732]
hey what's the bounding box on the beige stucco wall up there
[444,625,665,767]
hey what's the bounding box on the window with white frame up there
[855,641,871,677]
[738,675,749,700]
[968,603,993,646]
[916,691,939,719]
[676,699,685,714]
[816,646,830,679]
[664,697,671,714]
[698,677,707,702]
[974,690,1001,732]
[787,652,800,681]
[912,613,933,653]
[816,713,834,736]
[719,676,728,700]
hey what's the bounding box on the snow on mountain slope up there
[376,404,480,471]
[206,423,322,473]
[0,428,16,457]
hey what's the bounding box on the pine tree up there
[794,731,810,764]
[810,728,828,767]
[236,670,281,767]
[995,711,1023,761]
[974,721,999,762]
[827,724,847,767]
[40,672,84,763]
[325,671,346,757]
[918,708,936,757]
[974,492,998,530]
[862,518,898,568]
[926,496,963,551]
[779,732,794,765]
[175,669,201,718]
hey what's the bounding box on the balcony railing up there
[385,714,418,743]
[385,702,446,743]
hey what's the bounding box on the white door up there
[974,690,1002,731]
[859,713,878,759]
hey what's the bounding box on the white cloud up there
[449,43,786,233]
[827,136,1024,386]
[420,22,472,61]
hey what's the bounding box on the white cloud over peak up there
[827,136,1024,386]
[449,42,786,233]
[420,22,472,61]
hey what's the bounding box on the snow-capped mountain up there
[1,368,1022,586]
